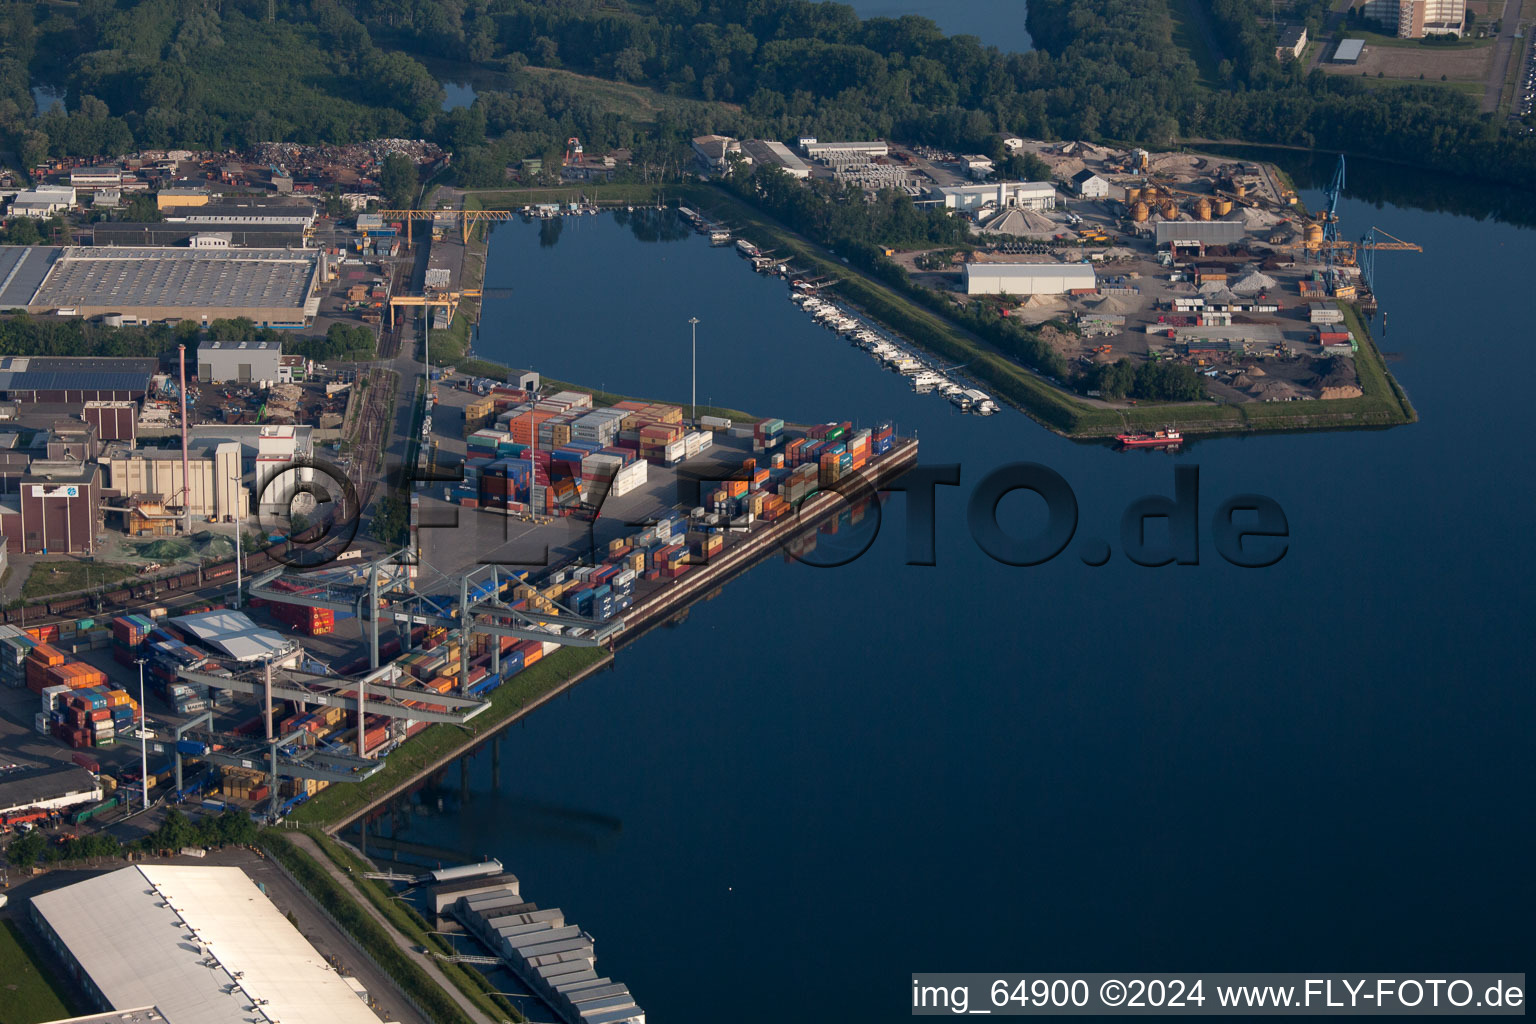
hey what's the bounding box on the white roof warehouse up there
[961,262,1097,296]
[29,865,384,1024]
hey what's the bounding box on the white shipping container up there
[700,415,732,431]
[664,437,687,462]
[35,711,49,735]
[683,433,703,458]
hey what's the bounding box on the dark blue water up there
[441,81,476,111]
[844,0,1033,52]
[367,167,1535,1021]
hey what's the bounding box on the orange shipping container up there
[30,643,66,667]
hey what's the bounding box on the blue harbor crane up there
[1322,154,1346,287]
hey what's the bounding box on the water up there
[363,166,1535,1021]
[843,0,1033,52]
[32,84,65,115]
[441,80,476,111]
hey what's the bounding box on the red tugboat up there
[1116,426,1183,448]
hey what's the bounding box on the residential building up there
[1277,25,1308,59]
[1361,0,1465,37]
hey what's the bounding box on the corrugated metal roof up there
[0,246,60,308]
[1154,221,1247,244]
[0,765,99,815]
[1334,38,1365,61]
[31,866,382,1024]
[172,609,295,661]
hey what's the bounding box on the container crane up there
[564,137,583,165]
[1321,154,1346,284]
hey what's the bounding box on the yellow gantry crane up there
[373,209,520,247]
[387,289,482,327]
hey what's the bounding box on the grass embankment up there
[21,561,141,600]
[286,645,609,828]
[0,920,79,1024]
[302,829,524,1023]
[259,830,479,1024]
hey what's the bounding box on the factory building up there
[155,187,208,210]
[1071,170,1110,198]
[0,247,60,309]
[0,766,102,818]
[162,198,317,230]
[29,865,384,1024]
[803,140,889,159]
[102,441,247,526]
[739,139,812,179]
[0,461,104,554]
[961,263,1097,296]
[690,134,741,171]
[44,419,99,462]
[931,181,1058,212]
[197,339,284,383]
[25,247,321,327]
[1152,220,1247,247]
[10,186,76,216]
[91,222,307,248]
[68,166,123,189]
[0,357,158,404]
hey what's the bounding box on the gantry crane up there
[387,288,482,328]
[374,209,520,247]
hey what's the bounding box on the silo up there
[1159,199,1178,220]
[1131,201,1150,223]
[1214,198,1234,216]
[1195,198,1212,221]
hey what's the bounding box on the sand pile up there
[1230,271,1279,296]
[1088,294,1141,314]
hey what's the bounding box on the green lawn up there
[0,920,77,1024]
[21,561,142,601]
[1342,26,1494,48]
[286,645,610,827]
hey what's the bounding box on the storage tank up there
[1214,197,1234,216]
[102,313,124,327]
[1304,222,1325,247]
[1131,201,1150,223]
[1234,182,1247,197]
[1195,198,1212,221]
[1125,187,1142,204]
[1159,199,1177,220]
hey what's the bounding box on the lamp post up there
[688,317,700,427]
[134,658,149,811]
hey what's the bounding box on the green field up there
[21,561,142,601]
[0,920,77,1024]
[285,645,610,827]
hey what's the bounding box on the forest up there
[0,0,1529,192]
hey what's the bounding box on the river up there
[353,150,1535,1019]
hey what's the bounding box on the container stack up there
[271,600,335,636]
[754,417,785,451]
[46,684,140,748]
[110,614,156,666]
[0,625,35,687]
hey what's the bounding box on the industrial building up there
[10,186,76,217]
[0,247,62,309]
[0,356,158,403]
[69,167,123,189]
[25,247,321,326]
[0,765,102,818]
[0,461,104,554]
[1071,170,1110,198]
[91,222,307,248]
[803,140,889,160]
[29,865,384,1024]
[931,181,1057,212]
[1332,38,1366,63]
[82,400,139,441]
[961,263,1097,296]
[162,198,317,231]
[690,134,740,171]
[739,139,812,179]
[155,187,208,210]
[197,339,284,383]
[102,440,248,526]
[1152,220,1248,247]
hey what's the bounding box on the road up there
[1483,0,1524,112]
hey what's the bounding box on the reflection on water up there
[32,84,65,114]
[441,80,475,110]
[612,206,692,244]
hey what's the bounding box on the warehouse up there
[804,140,889,159]
[82,400,138,441]
[102,441,247,524]
[163,199,316,230]
[931,181,1057,212]
[30,865,384,1024]
[0,765,102,818]
[1332,38,1365,63]
[740,139,812,179]
[961,262,1097,296]
[10,186,76,216]
[28,247,321,326]
[0,461,104,554]
[0,356,158,403]
[1153,220,1248,247]
[0,246,61,309]
[91,222,306,248]
[69,166,123,189]
[197,338,283,383]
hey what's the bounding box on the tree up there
[124,192,163,222]
[6,828,46,868]
[379,153,418,209]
